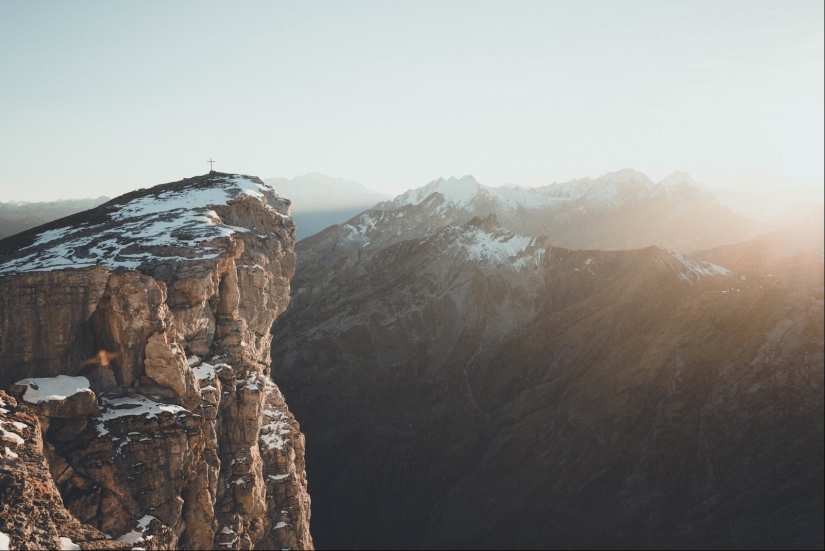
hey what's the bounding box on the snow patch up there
[115,515,156,546]
[59,537,81,550]
[463,229,534,263]
[659,251,733,283]
[0,427,23,446]
[98,395,187,422]
[259,380,291,451]
[193,362,216,381]
[14,375,91,404]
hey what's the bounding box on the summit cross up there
[208,158,215,172]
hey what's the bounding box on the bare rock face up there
[0,267,109,388]
[257,378,313,550]
[0,390,131,551]
[90,271,169,388]
[0,173,312,550]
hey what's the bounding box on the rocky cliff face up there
[0,172,312,550]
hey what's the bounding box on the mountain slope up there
[691,203,824,284]
[271,210,822,549]
[293,169,759,292]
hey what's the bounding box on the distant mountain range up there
[271,169,824,549]
[297,169,765,280]
[0,197,110,240]
[263,173,389,241]
[375,169,761,252]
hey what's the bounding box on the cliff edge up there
[0,172,312,550]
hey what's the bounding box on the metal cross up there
[208,158,215,172]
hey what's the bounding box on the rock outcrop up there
[1,389,130,551]
[0,172,312,549]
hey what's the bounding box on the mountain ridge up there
[271,171,823,549]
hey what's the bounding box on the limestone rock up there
[0,266,109,389]
[257,378,312,550]
[143,332,200,409]
[0,173,311,549]
[89,272,169,388]
[0,390,131,551]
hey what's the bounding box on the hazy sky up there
[0,0,822,203]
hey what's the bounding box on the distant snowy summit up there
[0,172,293,274]
[385,169,717,213]
[302,168,759,264]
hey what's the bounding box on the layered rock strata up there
[0,173,311,549]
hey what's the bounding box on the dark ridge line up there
[0,172,250,261]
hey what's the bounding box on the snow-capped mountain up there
[384,169,715,212]
[296,169,759,281]
[0,171,310,550]
[0,173,291,274]
[369,169,758,253]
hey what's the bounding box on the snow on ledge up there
[14,375,91,404]
[59,537,81,550]
[192,361,216,382]
[99,395,187,422]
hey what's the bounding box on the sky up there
[0,0,823,207]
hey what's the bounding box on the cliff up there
[0,172,312,550]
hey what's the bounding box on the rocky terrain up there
[271,176,824,549]
[0,172,312,550]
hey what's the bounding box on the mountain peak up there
[0,172,292,274]
[436,174,479,184]
[597,168,653,186]
[659,171,697,187]
[392,175,483,209]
